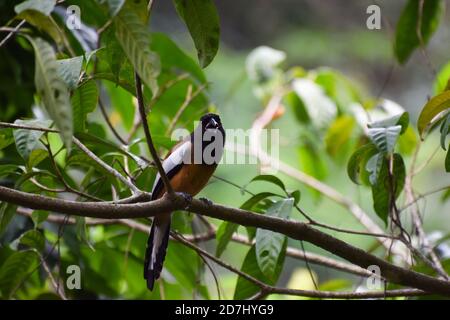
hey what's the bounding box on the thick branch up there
[1,186,450,296]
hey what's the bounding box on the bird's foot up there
[199,197,213,206]
[177,192,193,208]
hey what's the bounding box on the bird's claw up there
[199,197,213,206]
[177,192,193,208]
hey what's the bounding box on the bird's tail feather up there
[144,216,171,291]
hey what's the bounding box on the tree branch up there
[2,185,450,296]
[172,232,427,299]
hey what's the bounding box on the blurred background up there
[1,0,449,299]
[149,0,450,296]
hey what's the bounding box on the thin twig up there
[72,136,141,194]
[247,93,410,263]
[172,232,427,299]
[135,73,173,195]
[98,98,128,145]
[166,83,208,135]
[0,20,25,48]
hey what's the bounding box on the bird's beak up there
[205,118,219,129]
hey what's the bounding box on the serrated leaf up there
[0,250,39,298]
[347,143,378,185]
[15,0,56,15]
[394,0,443,64]
[371,154,406,225]
[368,125,402,154]
[28,37,73,151]
[114,8,160,93]
[255,198,292,280]
[13,119,51,163]
[18,229,45,252]
[173,0,220,68]
[56,56,83,90]
[72,80,99,132]
[418,90,450,138]
[215,221,238,258]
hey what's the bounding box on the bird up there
[144,113,225,290]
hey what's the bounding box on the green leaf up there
[249,175,286,192]
[240,192,279,212]
[0,128,14,150]
[114,7,160,93]
[292,78,337,130]
[394,0,443,64]
[398,126,418,155]
[18,229,45,252]
[325,115,355,156]
[15,0,55,15]
[31,210,49,226]
[0,165,19,178]
[368,125,402,154]
[366,152,384,185]
[173,0,220,68]
[215,221,239,258]
[440,113,450,150]
[233,242,286,300]
[100,27,127,83]
[433,60,450,94]
[347,143,378,185]
[13,119,51,164]
[72,80,99,132]
[368,112,410,134]
[150,32,206,83]
[418,90,450,137]
[255,198,292,280]
[0,250,39,298]
[0,203,17,236]
[371,154,406,225]
[28,37,73,151]
[315,68,362,112]
[16,10,62,44]
[284,91,310,124]
[298,141,328,183]
[56,56,83,90]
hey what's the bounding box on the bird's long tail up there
[144,215,171,290]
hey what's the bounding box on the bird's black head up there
[191,113,225,164]
[200,113,222,131]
